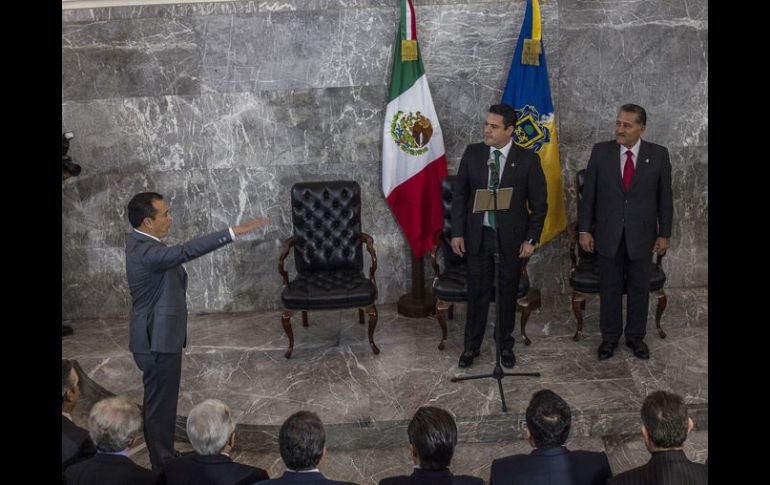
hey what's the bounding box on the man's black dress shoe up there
[500,349,516,368]
[458,349,480,368]
[597,341,618,360]
[626,339,650,359]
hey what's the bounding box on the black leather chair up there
[429,175,541,350]
[278,181,379,358]
[568,169,667,341]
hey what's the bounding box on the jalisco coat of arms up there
[513,104,552,153]
[390,110,434,155]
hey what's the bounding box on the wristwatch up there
[528,238,536,245]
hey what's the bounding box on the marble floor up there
[63,287,708,482]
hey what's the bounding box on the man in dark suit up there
[609,390,707,484]
[164,399,269,485]
[490,389,612,485]
[379,406,483,485]
[62,359,97,475]
[451,104,548,368]
[579,104,673,360]
[125,191,267,470]
[257,411,357,485]
[64,396,162,485]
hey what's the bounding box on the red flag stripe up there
[386,155,448,257]
[407,0,417,40]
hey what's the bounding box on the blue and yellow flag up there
[501,0,566,245]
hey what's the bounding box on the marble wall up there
[62,0,708,319]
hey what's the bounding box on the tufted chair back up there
[291,181,363,273]
[278,180,380,359]
[439,175,464,269]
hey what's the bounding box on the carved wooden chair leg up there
[365,304,380,354]
[301,311,309,327]
[518,288,540,346]
[358,308,365,324]
[654,290,667,339]
[447,304,454,320]
[519,299,532,346]
[572,292,586,341]
[282,309,295,358]
[435,299,449,350]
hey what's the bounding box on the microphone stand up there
[451,158,540,412]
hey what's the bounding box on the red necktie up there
[623,150,634,191]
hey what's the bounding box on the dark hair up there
[279,411,326,471]
[488,104,518,128]
[526,389,571,448]
[620,104,647,126]
[407,406,457,470]
[62,359,75,402]
[127,192,163,229]
[641,390,689,448]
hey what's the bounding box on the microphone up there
[488,160,500,189]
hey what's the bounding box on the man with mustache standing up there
[579,104,673,361]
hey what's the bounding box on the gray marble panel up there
[62,0,707,318]
[197,87,386,169]
[558,0,708,27]
[198,9,393,94]
[62,247,131,319]
[62,96,205,174]
[62,18,200,100]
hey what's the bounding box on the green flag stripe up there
[387,21,425,102]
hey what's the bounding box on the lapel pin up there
[644,159,649,164]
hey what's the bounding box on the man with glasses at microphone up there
[450,104,548,369]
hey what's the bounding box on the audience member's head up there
[640,390,693,452]
[88,396,143,453]
[62,359,81,412]
[279,411,326,471]
[525,389,571,448]
[187,399,236,456]
[407,406,457,470]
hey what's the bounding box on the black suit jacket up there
[451,142,548,259]
[578,140,673,260]
[125,229,232,354]
[489,446,611,485]
[379,467,483,485]
[62,415,97,472]
[257,470,357,485]
[608,450,708,485]
[164,453,269,485]
[64,453,163,485]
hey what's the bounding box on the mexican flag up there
[382,0,448,258]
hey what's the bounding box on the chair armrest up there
[430,229,443,278]
[360,233,378,293]
[278,236,295,285]
[519,255,531,279]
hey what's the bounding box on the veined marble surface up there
[64,286,707,457]
[62,0,707,322]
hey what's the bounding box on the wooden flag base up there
[397,252,436,318]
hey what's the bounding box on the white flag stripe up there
[405,0,414,40]
[381,74,445,197]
